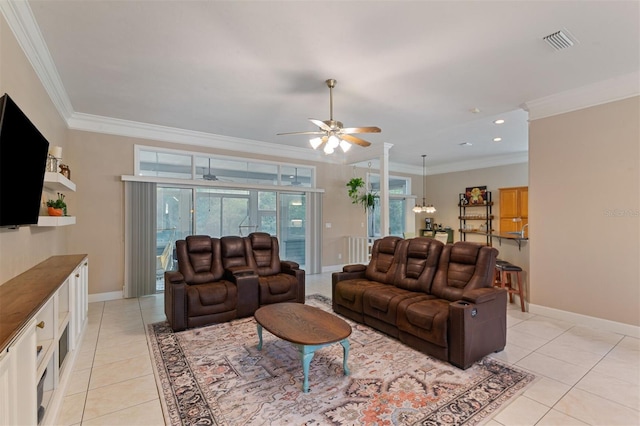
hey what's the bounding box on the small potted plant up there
[46,193,67,216]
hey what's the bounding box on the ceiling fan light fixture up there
[414,154,436,215]
[423,205,437,214]
[278,79,380,154]
[327,134,340,149]
[309,137,323,149]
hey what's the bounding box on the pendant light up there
[413,155,436,214]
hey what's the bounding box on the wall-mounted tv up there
[0,93,50,228]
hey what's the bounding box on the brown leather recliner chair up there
[164,235,260,332]
[245,232,305,305]
[396,241,506,368]
[165,233,305,332]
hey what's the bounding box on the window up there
[136,145,314,188]
[367,174,411,238]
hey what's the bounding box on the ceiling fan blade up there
[340,126,381,134]
[277,131,325,136]
[340,134,372,147]
[309,118,332,132]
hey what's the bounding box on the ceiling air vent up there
[543,30,575,51]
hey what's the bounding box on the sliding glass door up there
[155,186,307,291]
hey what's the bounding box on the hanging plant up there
[346,177,378,212]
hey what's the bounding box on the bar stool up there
[494,260,526,312]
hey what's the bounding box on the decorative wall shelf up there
[39,172,76,227]
[37,216,76,227]
[43,172,75,192]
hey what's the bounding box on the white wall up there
[529,96,639,326]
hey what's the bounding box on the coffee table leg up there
[257,324,263,350]
[300,345,315,393]
[340,339,350,376]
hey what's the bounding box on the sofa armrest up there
[233,274,260,317]
[164,271,187,331]
[281,260,300,271]
[448,289,507,369]
[343,264,366,273]
[332,264,367,286]
[165,270,185,285]
[224,265,255,277]
[461,287,502,304]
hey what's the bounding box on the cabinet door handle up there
[75,273,80,277]
[36,321,45,329]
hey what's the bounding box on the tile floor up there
[57,272,640,425]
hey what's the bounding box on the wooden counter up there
[0,254,87,353]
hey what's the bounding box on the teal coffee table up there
[254,302,352,392]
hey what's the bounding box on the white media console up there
[0,255,88,425]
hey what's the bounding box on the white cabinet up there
[37,172,76,227]
[0,255,88,425]
[0,321,37,425]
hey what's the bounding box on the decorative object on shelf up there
[47,145,63,172]
[46,154,58,173]
[59,164,70,180]
[277,79,381,154]
[413,154,436,214]
[464,185,488,205]
[46,193,67,216]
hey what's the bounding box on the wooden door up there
[499,188,519,217]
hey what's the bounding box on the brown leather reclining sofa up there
[333,236,506,369]
[165,232,305,331]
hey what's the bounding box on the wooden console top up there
[0,254,88,353]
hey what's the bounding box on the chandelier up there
[413,154,436,214]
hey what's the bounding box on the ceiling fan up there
[201,158,230,182]
[277,79,381,154]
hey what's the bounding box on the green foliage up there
[346,177,378,212]
[46,193,66,209]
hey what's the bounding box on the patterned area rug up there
[147,295,534,425]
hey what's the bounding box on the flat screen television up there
[0,93,50,228]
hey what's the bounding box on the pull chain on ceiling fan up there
[277,79,381,154]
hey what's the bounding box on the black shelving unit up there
[459,191,493,246]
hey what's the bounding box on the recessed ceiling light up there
[493,137,502,142]
[493,119,505,124]
[470,108,481,114]
[459,142,473,147]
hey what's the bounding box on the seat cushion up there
[186,281,237,316]
[396,297,449,348]
[258,273,299,304]
[333,279,388,314]
[362,286,423,326]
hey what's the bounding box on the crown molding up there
[523,71,640,120]
[0,0,74,121]
[3,0,530,174]
[67,112,342,163]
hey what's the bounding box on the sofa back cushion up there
[247,232,281,276]
[177,236,224,284]
[393,237,443,292]
[365,236,402,284]
[221,236,251,270]
[430,242,498,301]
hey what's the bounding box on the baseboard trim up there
[528,303,640,338]
[88,290,124,303]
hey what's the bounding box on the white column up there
[379,143,392,236]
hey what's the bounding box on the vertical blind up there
[124,181,157,298]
